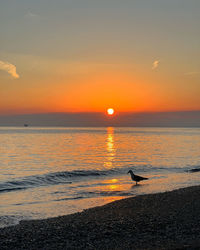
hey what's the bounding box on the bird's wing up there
[135,175,148,181]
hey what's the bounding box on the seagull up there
[127,170,148,185]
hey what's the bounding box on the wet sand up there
[1,185,200,249]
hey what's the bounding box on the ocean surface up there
[0,127,200,228]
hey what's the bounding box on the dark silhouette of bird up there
[127,170,148,185]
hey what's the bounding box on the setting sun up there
[107,108,115,116]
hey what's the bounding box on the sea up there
[0,127,200,228]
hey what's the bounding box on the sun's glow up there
[107,108,114,115]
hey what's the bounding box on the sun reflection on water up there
[102,178,122,191]
[104,127,116,168]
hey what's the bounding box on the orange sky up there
[1,65,199,115]
[0,1,200,115]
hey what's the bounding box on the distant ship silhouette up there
[24,124,29,127]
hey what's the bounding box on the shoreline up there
[1,185,200,249]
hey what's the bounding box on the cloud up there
[0,60,20,79]
[152,60,159,70]
[185,72,200,76]
[25,11,38,19]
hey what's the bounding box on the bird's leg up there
[136,181,138,185]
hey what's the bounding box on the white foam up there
[0,215,21,228]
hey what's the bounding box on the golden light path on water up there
[104,127,116,168]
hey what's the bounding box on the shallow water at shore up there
[0,127,200,227]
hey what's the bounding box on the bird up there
[127,170,148,185]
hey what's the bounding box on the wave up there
[0,169,117,193]
[55,190,132,202]
[187,167,200,173]
[1,164,198,194]
[0,165,157,193]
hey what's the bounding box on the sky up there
[0,0,200,115]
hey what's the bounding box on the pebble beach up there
[1,185,200,249]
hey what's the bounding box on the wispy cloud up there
[0,60,20,79]
[152,60,159,70]
[25,11,38,19]
[185,71,200,76]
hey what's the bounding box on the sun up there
[107,108,115,116]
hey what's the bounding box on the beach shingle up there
[1,185,200,249]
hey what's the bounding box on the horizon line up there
[1,109,200,116]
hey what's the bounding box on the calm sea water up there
[0,127,200,228]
